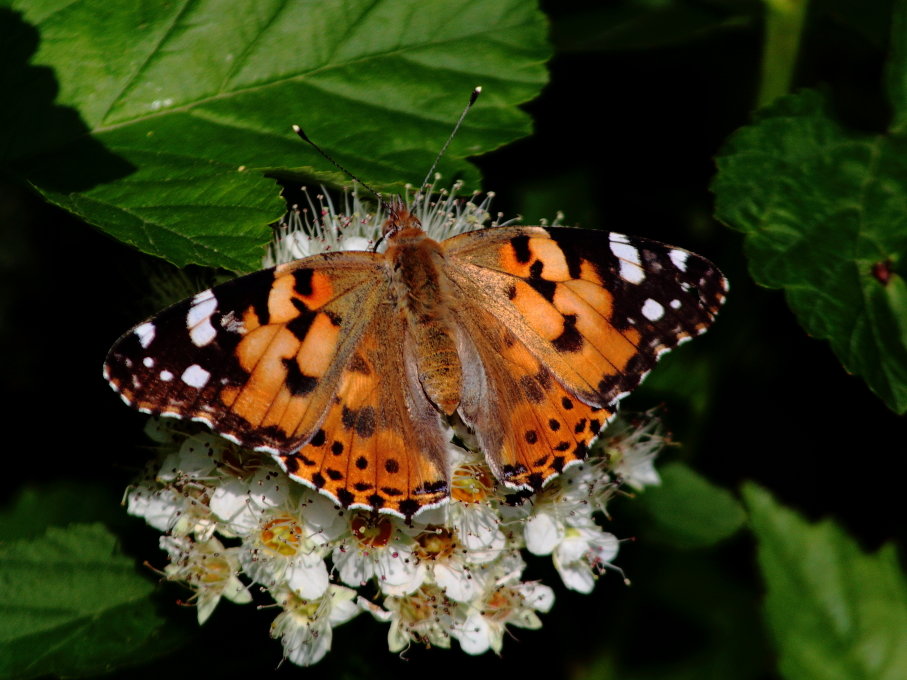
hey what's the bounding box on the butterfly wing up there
[444,225,727,490]
[105,250,451,516]
[276,300,451,516]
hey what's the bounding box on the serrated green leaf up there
[4,0,550,270]
[744,484,907,680]
[637,462,745,548]
[0,523,185,679]
[712,89,907,412]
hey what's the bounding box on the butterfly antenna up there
[418,86,482,193]
[292,124,390,213]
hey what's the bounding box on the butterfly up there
[105,198,727,518]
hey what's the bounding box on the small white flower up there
[361,585,455,653]
[270,585,360,667]
[603,413,669,491]
[160,535,252,624]
[417,457,507,561]
[522,469,595,556]
[240,492,343,600]
[552,520,620,594]
[453,580,555,655]
[156,432,222,482]
[411,525,499,603]
[241,512,330,600]
[209,467,289,537]
[332,513,424,596]
[126,481,215,539]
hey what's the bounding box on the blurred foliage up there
[1,0,905,678]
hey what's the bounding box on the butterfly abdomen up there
[385,228,462,416]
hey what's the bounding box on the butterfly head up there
[382,197,424,240]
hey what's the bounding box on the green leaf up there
[636,462,746,548]
[0,482,123,541]
[4,0,550,270]
[0,523,185,679]
[712,89,907,412]
[744,484,907,680]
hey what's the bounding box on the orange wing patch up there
[278,306,450,516]
[454,303,609,490]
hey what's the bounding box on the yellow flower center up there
[260,515,303,557]
[196,553,231,585]
[281,591,323,620]
[415,527,457,560]
[397,586,444,624]
[482,587,519,622]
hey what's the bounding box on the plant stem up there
[758,0,810,107]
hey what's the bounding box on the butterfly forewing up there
[105,251,385,453]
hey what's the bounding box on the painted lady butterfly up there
[105,199,727,518]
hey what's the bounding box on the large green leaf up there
[0,482,123,541]
[745,484,907,680]
[0,523,184,679]
[712,87,907,412]
[637,462,746,549]
[3,0,550,270]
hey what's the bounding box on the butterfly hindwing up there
[277,304,450,516]
[454,300,611,490]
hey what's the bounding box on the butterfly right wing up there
[444,225,726,492]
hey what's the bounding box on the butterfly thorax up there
[384,225,462,416]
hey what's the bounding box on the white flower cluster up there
[128,410,666,665]
[123,185,668,666]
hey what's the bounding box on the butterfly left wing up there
[105,251,452,517]
[444,225,727,490]
[276,297,452,517]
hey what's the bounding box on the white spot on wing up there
[670,299,682,309]
[187,291,218,347]
[190,320,217,347]
[143,357,155,368]
[611,241,645,284]
[135,323,156,348]
[642,299,665,321]
[160,370,174,382]
[181,364,210,389]
[670,249,689,272]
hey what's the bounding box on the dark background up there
[1,1,903,678]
